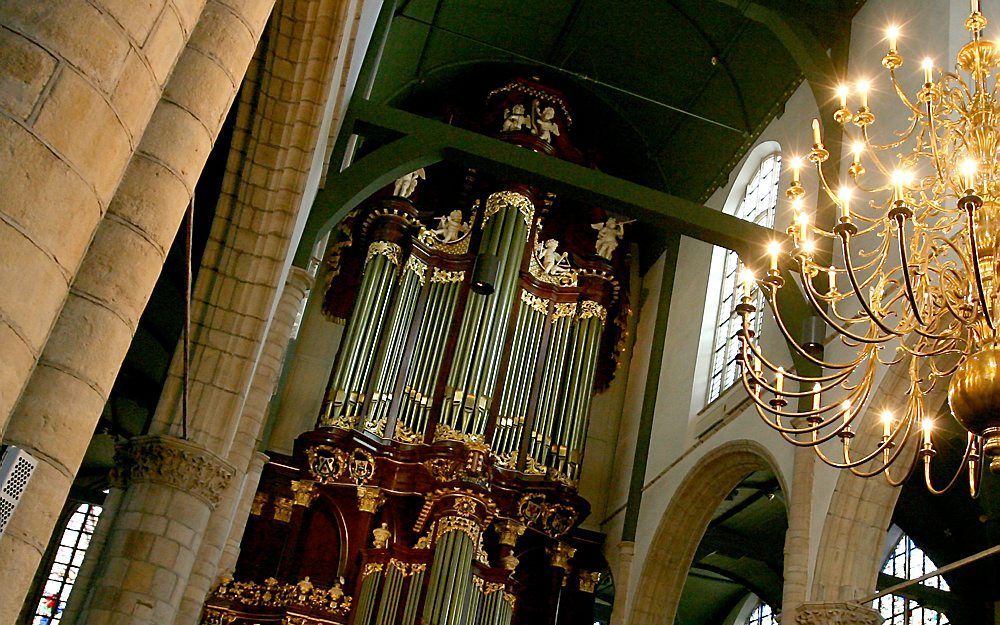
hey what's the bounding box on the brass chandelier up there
[739,3,1000,496]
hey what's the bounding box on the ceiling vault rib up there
[392,13,746,134]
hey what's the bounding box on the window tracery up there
[744,600,777,625]
[873,533,950,625]
[707,152,781,403]
[31,502,102,625]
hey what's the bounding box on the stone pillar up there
[791,602,880,625]
[781,445,816,622]
[0,1,273,618]
[59,486,126,625]
[0,0,207,435]
[217,452,268,575]
[75,436,233,625]
[175,269,312,625]
[609,541,634,625]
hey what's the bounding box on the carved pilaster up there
[114,435,234,509]
[792,602,880,625]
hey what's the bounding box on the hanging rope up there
[182,193,194,440]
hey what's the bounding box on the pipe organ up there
[201,78,628,625]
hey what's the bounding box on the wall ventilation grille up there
[0,445,38,537]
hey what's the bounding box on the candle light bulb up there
[922,418,934,445]
[960,158,978,191]
[972,0,980,14]
[768,241,782,272]
[922,57,934,84]
[886,24,900,53]
[775,367,784,394]
[795,209,810,241]
[740,267,755,298]
[841,400,852,425]
[851,141,864,163]
[838,186,853,220]
[837,84,849,109]
[892,170,905,201]
[856,80,870,109]
[812,118,823,145]
[790,157,802,185]
[812,382,821,410]
[881,410,893,437]
[827,266,836,293]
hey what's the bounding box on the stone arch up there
[810,363,948,602]
[629,439,786,625]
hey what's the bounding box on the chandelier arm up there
[841,234,905,336]
[841,414,919,471]
[764,287,871,369]
[740,336,855,389]
[887,70,926,118]
[923,98,953,187]
[965,208,996,330]
[880,433,922,487]
[894,221,926,325]
[970,437,984,498]
[923,435,977,495]
[800,267,896,344]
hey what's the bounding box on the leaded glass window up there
[745,601,778,625]
[707,152,781,403]
[31,503,102,625]
[874,533,950,625]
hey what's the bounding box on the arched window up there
[745,601,778,625]
[707,151,781,403]
[30,502,103,625]
[874,533,950,625]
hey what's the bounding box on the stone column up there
[75,436,233,625]
[0,0,207,434]
[217,452,268,575]
[791,602,880,625]
[0,1,273,618]
[175,268,312,625]
[609,541,635,625]
[781,444,816,622]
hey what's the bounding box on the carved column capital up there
[577,570,601,593]
[547,542,576,573]
[793,602,880,625]
[291,480,319,507]
[357,485,385,513]
[495,519,526,547]
[114,435,234,508]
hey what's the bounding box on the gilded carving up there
[431,267,466,283]
[578,571,601,593]
[483,191,534,227]
[405,255,428,284]
[528,232,578,287]
[250,492,268,516]
[362,562,384,578]
[348,449,376,484]
[548,542,576,573]
[520,289,549,315]
[210,576,350,613]
[305,445,347,484]
[357,485,385,514]
[433,423,486,446]
[291,480,318,508]
[517,493,579,537]
[435,515,482,542]
[273,497,293,523]
[394,421,424,444]
[579,300,608,322]
[366,241,402,267]
[552,301,577,319]
[202,609,236,625]
[114,436,233,509]
[472,577,506,595]
[495,519,526,546]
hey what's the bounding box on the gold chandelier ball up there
[948,345,1000,472]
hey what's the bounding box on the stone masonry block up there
[0,26,57,119]
[92,0,165,45]
[163,47,236,132]
[111,49,160,143]
[0,0,129,91]
[0,225,70,351]
[0,115,101,273]
[0,322,35,431]
[190,2,255,81]
[141,5,185,86]
[138,100,212,190]
[107,156,188,250]
[33,67,131,202]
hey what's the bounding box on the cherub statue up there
[393,168,426,198]
[295,577,314,602]
[432,209,469,243]
[536,238,570,274]
[502,103,530,132]
[534,106,560,143]
[591,217,633,259]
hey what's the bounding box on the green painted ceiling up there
[371,0,863,201]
